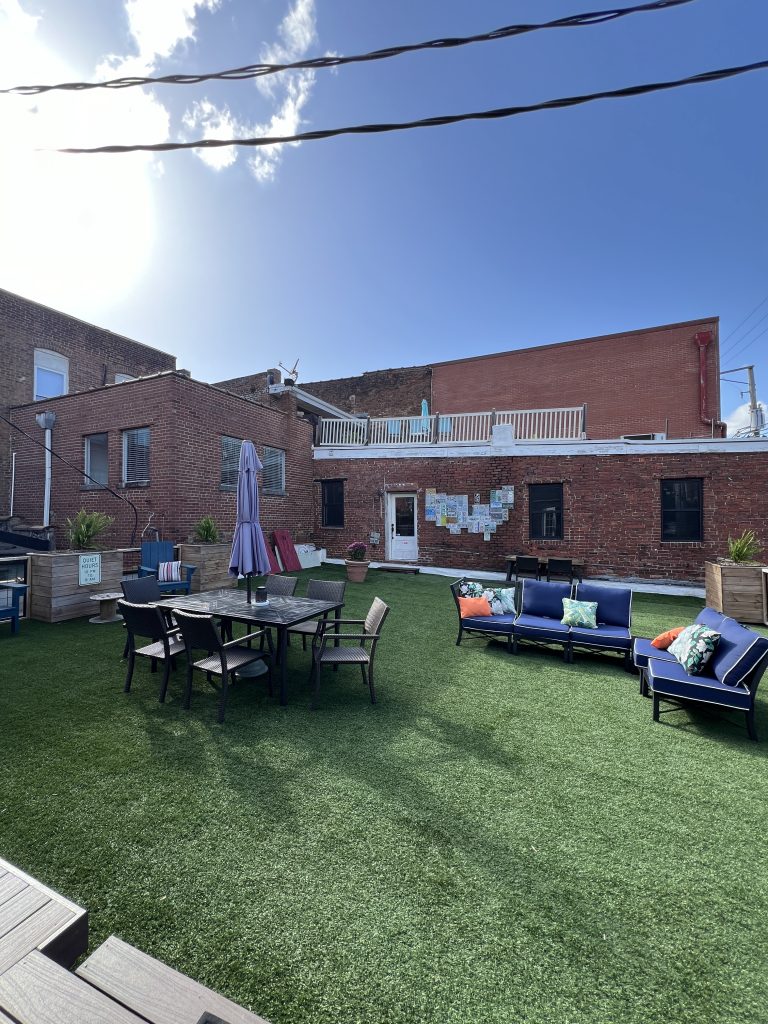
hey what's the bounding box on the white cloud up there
[182,99,241,170]
[124,0,222,64]
[725,401,768,437]
[248,69,315,183]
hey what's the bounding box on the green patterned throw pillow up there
[483,587,516,615]
[561,598,598,629]
[668,624,720,674]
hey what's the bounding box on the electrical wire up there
[0,411,139,546]
[722,321,768,364]
[721,306,768,360]
[0,0,696,96]
[719,291,768,348]
[57,56,768,156]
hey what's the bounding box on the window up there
[321,480,344,528]
[262,446,285,494]
[221,435,242,489]
[122,427,150,485]
[114,373,134,383]
[529,483,563,540]
[34,349,68,401]
[84,433,108,488]
[661,478,703,541]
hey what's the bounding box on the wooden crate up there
[178,543,237,593]
[29,551,124,623]
[704,561,767,625]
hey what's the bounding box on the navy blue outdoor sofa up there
[644,613,768,742]
[450,577,634,666]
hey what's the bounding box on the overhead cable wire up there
[722,320,768,364]
[0,411,139,546]
[0,0,696,95]
[721,307,768,360]
[57,57,768,156]
[720,291,768,346]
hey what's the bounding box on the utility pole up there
[720,364,763,436]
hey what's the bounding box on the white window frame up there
[83,432,109,488]
[122,427,151,486]
[262,446,285,495]
[33,349,69,401]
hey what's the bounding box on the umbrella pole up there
[247,573,252,604]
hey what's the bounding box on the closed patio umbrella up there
[228,440,271,603]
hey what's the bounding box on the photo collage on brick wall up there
[425,487,515,541]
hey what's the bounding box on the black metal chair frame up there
[119,599,185,703]
[120,576,173,657]
[309,597,389,709]
[546,557,582,585]
[174,609,274,723]
[287,579,347,650]
[513,556,541,583]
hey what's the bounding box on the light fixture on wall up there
[35,410,56,528]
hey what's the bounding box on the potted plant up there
[193,515,220,543]
[65,509,115,550]
[705,529,766,624]
[180,518,234,594]
[345,541,370,583]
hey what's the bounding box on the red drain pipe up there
[694,330,725,436]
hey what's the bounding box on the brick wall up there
[1,288,176,514]
[9,374,314,551]
[432,319,723,440]
[313,449,768,582]
[301,366,432,416]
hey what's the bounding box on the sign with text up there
[78,553,101,586]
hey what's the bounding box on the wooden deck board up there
[0,890,49,942]
[0,873,27,908]
[78,935,271,1024]
[0,951,145,1024]
[0,903,75,977]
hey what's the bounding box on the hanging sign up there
[78,553,101,586]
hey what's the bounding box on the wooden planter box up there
[178,543,237,593]
[29,550,124,623]
[705,561,768,625]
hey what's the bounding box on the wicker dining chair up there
[309,597,390,709]
[119,600,186,703]
[513,555,541,582]
[266,575,298,597]
[546,557,581,584]
[120,576,174,656]
[287,578,347,650]
[174,609,273,723]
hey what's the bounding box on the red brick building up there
[1,288,176,517]
[9,373,313,550]
[312,438,768,582]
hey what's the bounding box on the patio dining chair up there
[287,578,347,649]
[118,599,186,703]
[309,596,390,709]
[266,575,299,597]
[120,576,174,656]
[513,556,541,583]
[174,609,273,723]
[546,558,581,584]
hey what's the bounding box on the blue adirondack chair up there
[0,582,28,635]
[138,541,197,594]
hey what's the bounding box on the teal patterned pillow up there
[459,581,486,598]
[484,587,516,615]
[561,598,598,629]
[668,624,720,674]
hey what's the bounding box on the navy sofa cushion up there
[514,613,570,644]
[695,607,730,632]
[708,619,768,687]
[633,637,677,669]
[574,582,632,628]
[647,659,751,710]
[519,579,572,619]
[571,624,631,651]
[462,614,516,634]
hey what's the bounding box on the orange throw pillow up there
[651,626,686,650]
[458,595,493,619]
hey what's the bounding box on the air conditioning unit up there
[620,432,667,441]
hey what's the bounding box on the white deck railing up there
[317,406,585,447]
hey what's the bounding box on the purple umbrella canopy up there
[228,441,271,597]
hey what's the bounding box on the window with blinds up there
[84,433,108,488]
[122,427,150,485]
[262,446,285,494]
[221,436,242,489]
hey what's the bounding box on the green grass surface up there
[1,568,767,1024]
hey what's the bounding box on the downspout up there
[694,330,725,437]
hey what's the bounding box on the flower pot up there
[345,559,370,583]
[705,560,767,624]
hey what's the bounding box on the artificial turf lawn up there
[1,567,767,1024]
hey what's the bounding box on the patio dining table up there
[156,589,344,706]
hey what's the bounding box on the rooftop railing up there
[317,406,586,447]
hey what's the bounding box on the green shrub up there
[727,529,762,563]
[194,516,220,543]
[66,509,114,550]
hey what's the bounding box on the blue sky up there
[1,0,766,430]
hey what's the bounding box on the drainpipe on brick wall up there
[694,330,726,437]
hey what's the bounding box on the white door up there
[387,493,418,561]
